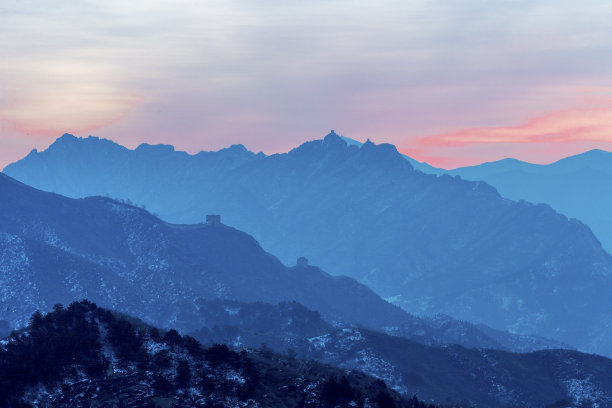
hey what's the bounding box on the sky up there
[1,0,612,169]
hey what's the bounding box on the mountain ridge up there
[0,171,565,354]
[4,133,612,355]
[447,148,612,252]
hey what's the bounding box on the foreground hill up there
[3,300,608,408]
[5,133,612,354]
[446,149,612,253]
[0,301,423,408]
[188,299,612,408]
[0,172,556,352]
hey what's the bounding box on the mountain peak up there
[289,131,351,157]
[25,148,38,157]
[135,143,175,153]
[577,148,610,155]
[322,130,347,148]
[228,143,248,152]
[358,139,411,169]
[56,133,78,143]
[217,143,252,155]
[359,138,399,155]
[54,133,103,144]
[573,148,612,161]
[45,134,125,154]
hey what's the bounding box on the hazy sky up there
[2,0,612,169]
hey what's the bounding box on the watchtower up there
[206,214,221,225]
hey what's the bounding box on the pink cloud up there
[401,107,612,168]
[417,107,612,148]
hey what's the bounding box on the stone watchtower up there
[296,257,308,267]
[206,214,221,225]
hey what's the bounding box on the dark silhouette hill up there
[4,300,611,408]
[0,300,420,408]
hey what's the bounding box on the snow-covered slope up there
[190,299,612,408]
[0,301,412,408]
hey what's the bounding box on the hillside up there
[0,172,409,333]
[0,172,557,353]
[0,301,425,408]
[4,300,610,408]
[4,133,612,354]
[188,299,612,408]
[309,138,612,253]
[447,149,612,252]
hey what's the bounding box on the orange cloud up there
[0,90,141,136]
[0,57,142,137]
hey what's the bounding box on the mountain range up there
[4,133,612,355]
[4,171,601,406]
[0,171,563,354]
[447,150,612,254]
[341,136,612,254]
[0,171,409,332]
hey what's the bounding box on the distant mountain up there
[189,299,612,408]
[340,135,446,175]
[4,133,612,355]
[447,149,612,252]
[0,172,555,353]
[341,140,612,253]
[0,300,418,408]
